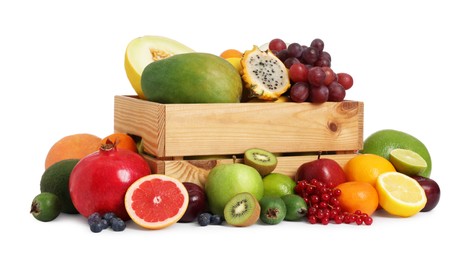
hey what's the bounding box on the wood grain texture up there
[114,96,364,157]
[144,153,357,188]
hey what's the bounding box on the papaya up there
[124,36,194,99]
[141,53,243,104]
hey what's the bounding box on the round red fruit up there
[69,142,151,220]
[179,182,207,223]
[295,156,347,188]
[289,63,308,83]
[337,73,354,90]
[269,38,287,52]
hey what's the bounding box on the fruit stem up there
[232,155,237,164]
[317,151,321,160]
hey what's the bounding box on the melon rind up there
[124,36,194,99]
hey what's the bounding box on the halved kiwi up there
[223,192,260,227]
[243,148,278,176]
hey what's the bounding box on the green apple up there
[205,163,264,216]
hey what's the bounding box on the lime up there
[40,159,80,214]
[281,194,307,221]
[361,129,432,178]
[262,173,296,197]
[30,192,62,222]
[389,148,427,175]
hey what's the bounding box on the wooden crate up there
[114,95,364,187]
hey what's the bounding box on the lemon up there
[361,129,432,178]
[262,173,296,197]
[225,57,242,74]
[389,148,427,175]
[376,171,427,217]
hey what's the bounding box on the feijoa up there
[281,194,307,221]
[30,192,62,222]
[259,196,286,225]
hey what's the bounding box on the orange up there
[45,133,101,169]
[376,171,426,217]
[101,133,138,153]
[220,49,243,59]
[124,174,189,230]
[336,181,379,216]
[343,154,396,186]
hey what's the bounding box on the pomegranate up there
[69,141,150,220]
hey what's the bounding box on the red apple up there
[295,155,347,187]
[179,182,207,223]
[412,176,441,212]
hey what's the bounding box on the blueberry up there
[87,212,102,225]
[210,214,223,225]
[197,213,212,226]
[90,222,104,233]
[103,212,117,223]
[111,218,126,231]
[100,218,109,229]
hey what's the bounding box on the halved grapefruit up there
[124,174,189,229]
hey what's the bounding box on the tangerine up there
[101,133,138,153]
[336,181,379,216]
[45,133,101,169]
[124,174,189,230]
[343,153,396,186]
[220,49,243,59]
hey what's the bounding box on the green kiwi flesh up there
[223,192,260,227]
[259,196,287,225]
[243,148,278,176]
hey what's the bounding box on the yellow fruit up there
[376,171,427,217]
[225,57,243,74]
[344,153,396,186]
[124,36,194,99]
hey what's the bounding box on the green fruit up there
[124,35,195,99]
[30,192,62,222]
[243,148,278,176]
[141,52,243,104]
[361,129,432,178]
[259,196,286,225]
[389,148,427,175]
[205,163,264,216]
[262,173,296,197]
[224,192,261,227]
[281,194,307,221]
[40,159,80,214]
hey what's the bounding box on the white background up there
[1,0,470,259]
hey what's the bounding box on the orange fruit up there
[45,133,101,169]
[336,181,379,216]
[376,171,426,217]
[343,154,396,186]
[220,49,243,59]
[124,174,189,230]
[101,133,138,153]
